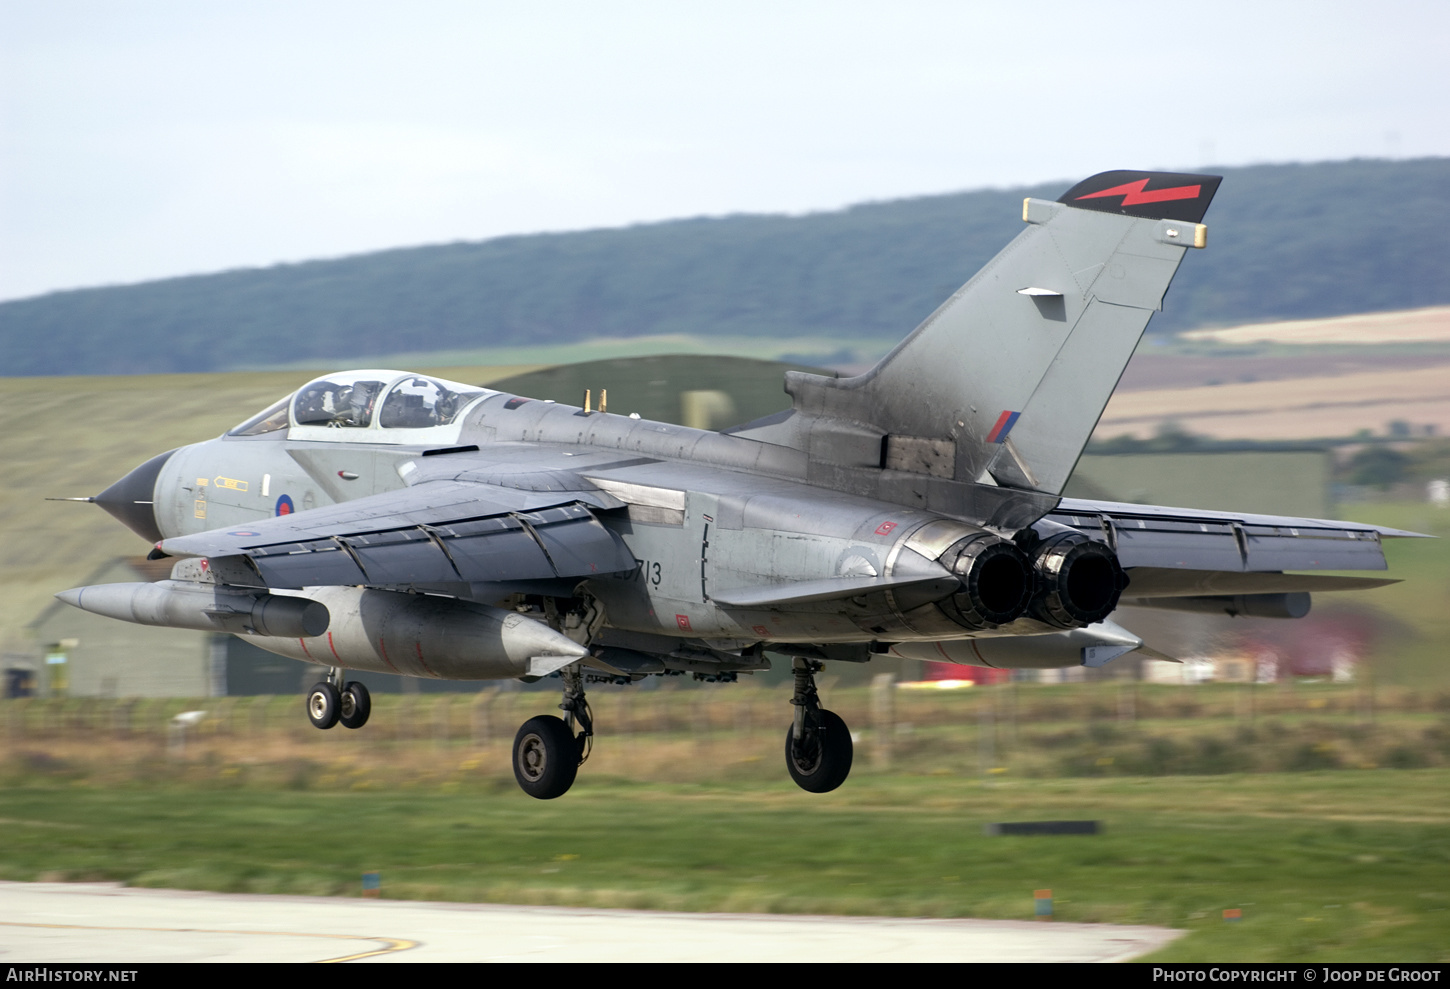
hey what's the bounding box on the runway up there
[0,881,1182,963]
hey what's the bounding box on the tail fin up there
[741,170,1220,503]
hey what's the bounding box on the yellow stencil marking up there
[214,476,249,492]
[0,919,418,963]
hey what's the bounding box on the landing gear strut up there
[512,663,592,799]
[306,669,370,730]
[785,658,853,793]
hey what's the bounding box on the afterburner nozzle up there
[937,534,1033,629]
[1026,530,1128,629]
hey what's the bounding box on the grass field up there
[1096,364,1450,441]
[0,772,1444,962]
[1180,306,1450,347]
[1329,503,1450,687]
[4,682,1448,962]
[254,333,896,375]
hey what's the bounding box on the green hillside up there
[2,159,1447,376]
[488,355,820,429]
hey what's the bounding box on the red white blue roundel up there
[275,494,295,516]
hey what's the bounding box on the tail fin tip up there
[1057,169,1222,223]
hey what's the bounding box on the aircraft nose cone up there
[94,449,177,543]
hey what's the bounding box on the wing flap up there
[1110,518,1244,570]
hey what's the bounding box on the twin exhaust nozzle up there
[936,526,1127,632]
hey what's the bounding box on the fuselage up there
[134,370,1064,647]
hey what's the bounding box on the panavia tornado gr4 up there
[61,170,1416,799]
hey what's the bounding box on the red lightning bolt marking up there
[1076,178,1201,206]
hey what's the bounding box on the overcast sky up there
[2,0,1447,302]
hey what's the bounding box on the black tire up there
[512,715,581,799]
[306,681,340,730]
[339,681,371,730]
[785,709,853,793]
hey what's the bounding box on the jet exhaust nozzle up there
[57,580,330,639]
[1026,530,1128,629]
[937,534,1033,630]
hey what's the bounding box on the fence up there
[3,679,1448,784]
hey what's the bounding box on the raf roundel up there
[275,494,295,517]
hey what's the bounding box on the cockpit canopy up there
[228,370,495,439]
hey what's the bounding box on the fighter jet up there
[60,170,1416,798]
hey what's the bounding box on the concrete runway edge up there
[0,881,1184,963]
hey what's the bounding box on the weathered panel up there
[884,435,955,479]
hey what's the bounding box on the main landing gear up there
[506,656,855,798]
[305,668,371,730]
[512,664,592,800]
[785,658,853,793]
